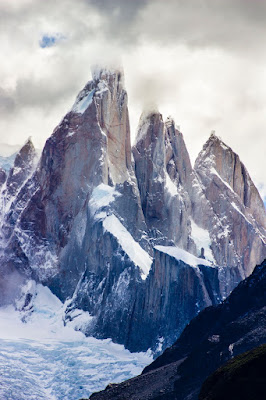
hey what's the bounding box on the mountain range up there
[0,66,265,355]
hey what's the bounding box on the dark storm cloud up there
[85,0,148,43]
[84,0,266,51]
[87,0,148,20]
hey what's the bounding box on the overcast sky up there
[0,0,265,200]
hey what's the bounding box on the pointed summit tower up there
[195,133,266,277]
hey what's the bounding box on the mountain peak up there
[209,129,217,139]
[204,130,230,152]
[91,65,124,85]
[195,130,266,275]
[17,137,36,162]
[165,115,175,129]
[135,109,162,145]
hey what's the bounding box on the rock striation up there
[0,67,265,354]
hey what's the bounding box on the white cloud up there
[0,0,265,198]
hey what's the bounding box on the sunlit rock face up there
[0,67,265,353]
[195,133,266,278]
[91,67,132,184]
[133,113,194,251]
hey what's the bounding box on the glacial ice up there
[0,283,152,400]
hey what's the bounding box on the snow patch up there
[155,245,212,268]
[11,166,22,176]
[89,184,121,218]
[103,214,152,279]
[231,202,252,225]
[155,337,164,353]
[96,80,109,96]
[217,225,230,239]
[229,343,235,356]
[66,131,75,138]
[165,173,178,197]
[190,219,215,263]
[72,89,95,114]
[210,167,234,193]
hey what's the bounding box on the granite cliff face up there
[133,113,194,251]
[195,133,266,277]
[0,67,265,353]
[0,138,38,304]
[89,259,266,400]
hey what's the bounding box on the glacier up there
[0,284,152,400]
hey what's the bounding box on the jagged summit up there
[18,137,35,159]
[91,64,124,83]
[195,132,266,227]
[165,115,176,129]
[134,110,163,146]
[5,138,37,198]
[195,133,266,277]
[202,130,231,153]
[60,64,131,185]
[0,65,265,355]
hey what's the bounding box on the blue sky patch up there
[39,33,65,48]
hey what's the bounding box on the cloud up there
[0,88,15,113]
[0,0,265,199]
[82,0,266,54]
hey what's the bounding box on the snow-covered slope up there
[0,283,152,400]
[0,153,17,173]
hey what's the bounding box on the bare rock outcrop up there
[195,133,266,277]
[133,113,194,251]
[0,168,6,188]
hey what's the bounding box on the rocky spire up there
[196,132,266,228]
[3,66,148,298]
[35,66,135,247]
[164,116,193,187]
[133,111,193,250]
[194,133,266,276]
[6,137,37,198]
[69,66,131,185]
